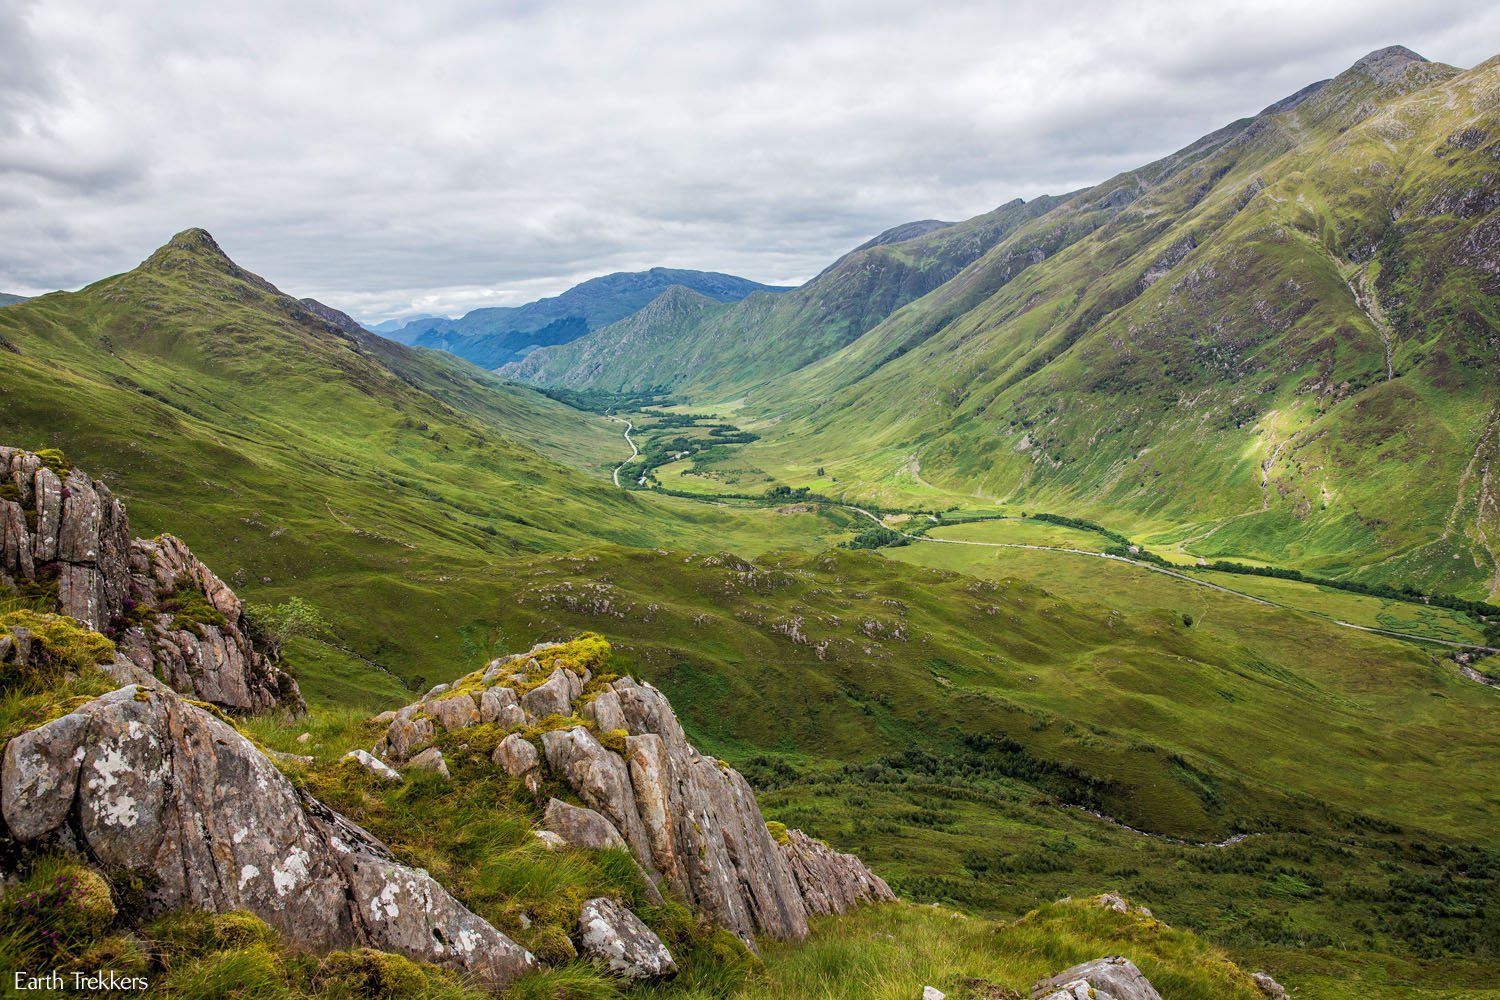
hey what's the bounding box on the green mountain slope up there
[719,48,1500,598]
[503,197,1068,394]
[0,229,847,693]
[411,542,1500,981]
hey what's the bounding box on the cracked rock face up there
[0,684,536,989]
[576,896,677,981]
[1031,957,1162,1000]
[0,446,303,716]
[779,828,896,916]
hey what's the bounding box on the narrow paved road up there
[608,439,1500,663]
[609,415,637,488]
[821,503,1497,658]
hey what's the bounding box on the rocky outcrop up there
[368,637,893,943]
[1031,957,1162,1000]
[117,534,302,714]
[0,446,302,715]
[576,897,677,981]
[778,828,896,916]
[1,449,131,630]
[0,684,536,989]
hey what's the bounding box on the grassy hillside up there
[0,230,853,698]
[5,52,1497,1000]
[605,49,1500,600]
[504,198,1069,395]
[273,542,1500,992]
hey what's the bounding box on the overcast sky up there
[1,0,1496,323]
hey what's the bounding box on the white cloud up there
[0,0,1496,322]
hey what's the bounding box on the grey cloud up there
[0,0,1495,321]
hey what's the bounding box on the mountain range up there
[378,267,791,369]
[508,45,1500,600]
[2,41,1498,1000]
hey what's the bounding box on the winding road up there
[607,431,1500,663]
[608,415,637,488]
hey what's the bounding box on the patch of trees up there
[535,387,673,413]
[844,526,910,550]
[841,733,1115,813]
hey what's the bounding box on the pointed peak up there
[138,228,280,296]
[162,228,231,259]
[141,228,235,274]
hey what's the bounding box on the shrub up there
[313,947,460,998]
[0,857,117,967]
[147,909,277,969]
[244,596,331,656]
[0,610,116,689]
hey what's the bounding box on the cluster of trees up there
[535,387,671,414]
[844,526,910,550]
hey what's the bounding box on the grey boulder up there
[1252,972,1290,999]
[408,746,450,779]
[343,749,401,783]
[543,798,626,851]
[576,896,676,981]
[1032,957,1162,1000]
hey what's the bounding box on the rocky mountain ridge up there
[371,635,896,944]
[0,445,303,714]
[501,195,1068,393]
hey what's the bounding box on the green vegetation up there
[368,544,1490,993]
[526,54,1500,601]
[0,864,488,1000]
[245,597,333,657]
[3,47,1499,1000]
[0,610,116,687]
[0,230,869,696]
[844,526,909,550]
